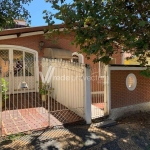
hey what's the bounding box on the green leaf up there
[139,21,146,27]
[44,0,150,65]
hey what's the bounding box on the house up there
[0,24,124,136]
[0,23,123,74]
[1,23,150,136]
[0,23,123,105]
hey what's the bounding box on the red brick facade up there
[111,70,150,109]
[0,34,122,66]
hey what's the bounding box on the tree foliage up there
[44,0,150,65]
[0,0,32,29]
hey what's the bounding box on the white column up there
[104,65,111,115]
[84,65,91,124]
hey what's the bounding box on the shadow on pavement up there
[1,122,150,150]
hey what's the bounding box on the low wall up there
[109,66,150,119]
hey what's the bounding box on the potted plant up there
[39,82,54,101]
[1,78,9,108]
[39,83,48,101]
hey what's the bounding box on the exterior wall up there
[0,33,122,66]
[110,67,150,119]
[111,70,150,109]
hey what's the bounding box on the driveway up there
[1,112,150,150]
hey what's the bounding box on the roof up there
[0,24,66,37]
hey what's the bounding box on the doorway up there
[0,45,38,94]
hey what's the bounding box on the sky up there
[24,0,71,27]
[24,0,60,27]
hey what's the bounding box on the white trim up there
[91,91,104,95]
[106,65,111,115]
[84,66,91,124]
[35,51,39,92]
[0,45,38,54]
[126,73,137,91]
[3,26,44,31]
[0,35,17,40]
[72,52,84,63]
[110,66,146,70]
[0,31,44,40]
[48,27,77,33]
[104,65,107,115]
[48,28,66,33]
[0,26,78,40]
[99,61,105,78]
[20,31,44,37]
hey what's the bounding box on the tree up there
[44,0,150,66]
[0,0,32,29]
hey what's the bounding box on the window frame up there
[72,52,84,64]
[126,73,137,91]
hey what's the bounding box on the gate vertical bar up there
[104,65,110,116]
[104,65,107,115]
[107,65,111,115]
[0,67,2,136]
[84,65,91,124]
[48,89,50,126]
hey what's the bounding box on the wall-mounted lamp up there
[39,41,45,51]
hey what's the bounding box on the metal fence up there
[0,58,88,136]
[91,64,106,119]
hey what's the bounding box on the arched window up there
[72,55,79,63]
[72,52,84,64]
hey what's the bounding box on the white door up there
[0,48,38,94]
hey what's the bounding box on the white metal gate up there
[41,59,85,122]
[0,56,86,136]
[91,64,107,119]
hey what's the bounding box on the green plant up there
[39,82,54,95]
[45,0,150,66]
[6,132,25,141]
[39,83,48,95]
[1,78,9,101]
[140,68,150,78]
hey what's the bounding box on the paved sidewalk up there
[1,121,150,150]
[2,107,83,136]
